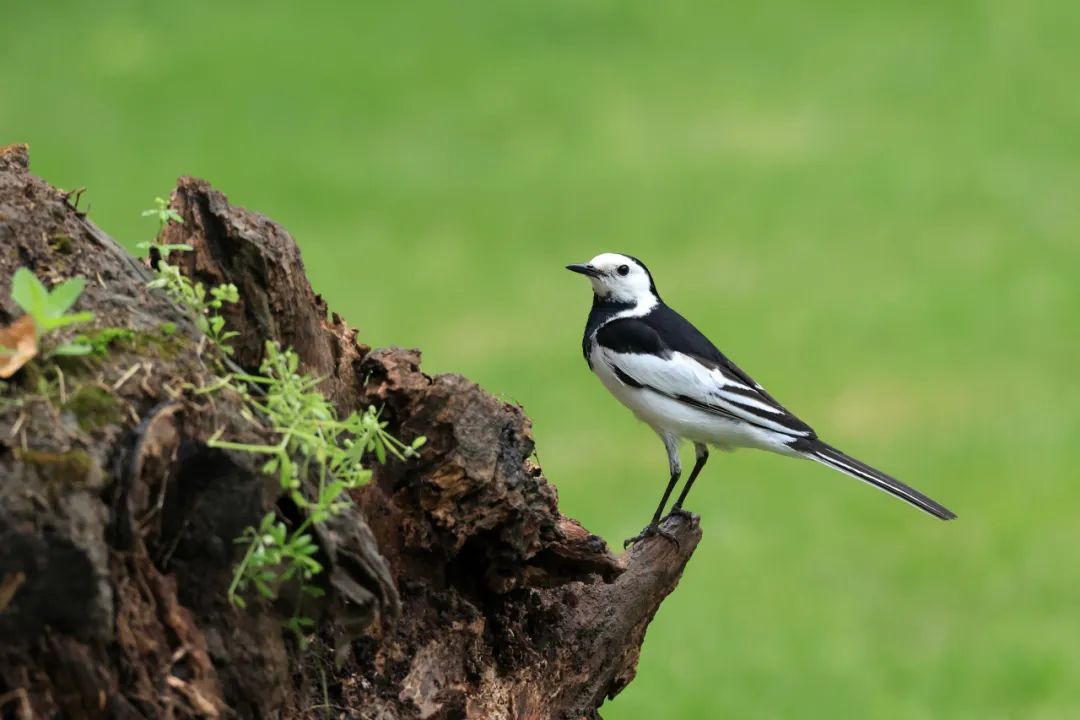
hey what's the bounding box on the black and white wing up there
[594,312,815,438]
[594,307,957,520]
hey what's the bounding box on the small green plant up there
[141,195,183,226]
[10,268,94,356]
[139,196,238,354]
[137,196,191,259]
[70,327,136,357]
[148,266,240,352]
[210,342,424,625]
[135,196,422,638]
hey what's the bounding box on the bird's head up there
[567,253,658,306]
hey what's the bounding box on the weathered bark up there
[0,144,701,720]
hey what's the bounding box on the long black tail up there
[801,441,956,520]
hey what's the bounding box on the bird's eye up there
[616,264,630,276]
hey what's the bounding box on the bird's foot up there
[666,506,694,521]
[623,522,680,550]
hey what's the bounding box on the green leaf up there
[11,267,48,322]
[48,277,85,315]
[38,311,94,332]
[49,342,93,356]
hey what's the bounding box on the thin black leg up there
[650,471,681,525]
[624,471,680,549]
[625,435,683,549]
[671,443,709,513]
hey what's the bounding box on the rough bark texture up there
[0,144,701,720]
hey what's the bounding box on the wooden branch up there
[0,144,701,719]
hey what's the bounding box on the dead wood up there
[0,144,701,720]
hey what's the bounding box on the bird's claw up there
[623,523,680,551]
[666,506,694,521]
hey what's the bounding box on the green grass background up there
[3,1,1078,717]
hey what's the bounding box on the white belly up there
[589,343,798,455]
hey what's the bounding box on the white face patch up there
[584,253,656,306]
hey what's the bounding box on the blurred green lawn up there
[4,1,1078,717]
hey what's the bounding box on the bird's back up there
[640,304,794,410]
[604,302,816,437]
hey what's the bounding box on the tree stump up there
[0,144,700,719]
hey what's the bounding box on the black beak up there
[566,263,601,278]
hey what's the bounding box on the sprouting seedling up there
[141,196,183,229]
[138,197,191,260]
[10,268,94,356]
[137,195,239,354]
[147,265,240,353]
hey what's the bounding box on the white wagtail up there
[568,253,956,546]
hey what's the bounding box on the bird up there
[567,252,956,547]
